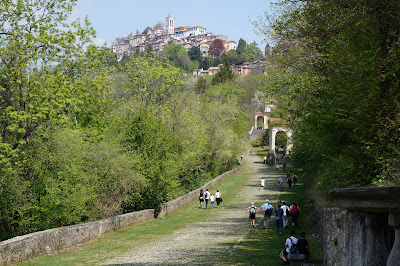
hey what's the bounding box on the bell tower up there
[165,13,174,35]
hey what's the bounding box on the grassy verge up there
[221,147,322,265]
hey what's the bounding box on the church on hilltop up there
[111,13,236,61]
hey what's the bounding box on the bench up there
[287,253,306,266]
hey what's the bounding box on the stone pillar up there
[364,214,389,266]
[387,213,400,266]
[269,128,276,156]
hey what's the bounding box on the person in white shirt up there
[260,177,265,191]
[281,202,290,228]
[215,190,222,208]
[204,189,210,209]
[280,230,299,264]
[210,194,215,209]
[278,177,284,191]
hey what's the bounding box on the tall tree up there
[257,0,400,190]
[237,38,247,54]
[212,57,235,85]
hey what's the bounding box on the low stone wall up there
[155,165,242,218]
[0,209,154,265]
[0,164,242,265]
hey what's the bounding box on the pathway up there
[99,152,282,265]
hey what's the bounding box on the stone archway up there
[256,116,264,129]
[268,126,293,163]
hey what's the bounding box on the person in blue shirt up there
[260,199,273,229]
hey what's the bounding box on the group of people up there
[278,174,298,191]
[198,189,222,209]
[247,200,308,264]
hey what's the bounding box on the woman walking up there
[199,189,204,208]
[215,190,222,208]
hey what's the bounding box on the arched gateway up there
[268,126,293,164]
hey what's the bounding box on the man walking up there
[260,199,273,229]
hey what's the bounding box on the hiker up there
[293,174,298,186]
[290,202,301,228]
[282,201,290,228]
[298,232,310,260]
[260,199,273,229]
[276,163,279,171]
[204,189,210,209]
[274,203,283,236]
[263,155,267,164]
[280,230,298,265]
[215,190,222,208]
[247,202,259,228]
[210,194,215,209]
[283,163,286,171]
[199,189,204,208]
[260,177,265,191]
[241,154,243,161]
[287,176,293,191]
[278,177,284,191]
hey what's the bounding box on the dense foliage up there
[0,1,250,240]
[256,0,400,192]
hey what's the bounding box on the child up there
[210,194,215,209]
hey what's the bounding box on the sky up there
[71,0,274,50]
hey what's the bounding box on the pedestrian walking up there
[293,174,298,186]
[204,189,210,209]
[290,202,301,228]
[276,163,279,171]
[215,190,222,208]
[241,154,243,161]
[260,177,265,191]
[210,194,215,209]
[287,176,293,191]
[199,189,204,208]
[282,202,290,228]
[274,203,283,236]
[247,202,259,228]
[278,176,284,191]
[260,199,273,229]
[263,155,267,164]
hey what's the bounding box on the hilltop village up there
[111,13,267,76]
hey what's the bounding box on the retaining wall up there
[0,164,242,265]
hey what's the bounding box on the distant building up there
[111,13,236,62]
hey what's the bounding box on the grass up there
[221,147,322,265]
[20,147,322,265]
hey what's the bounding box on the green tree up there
[242,42,264,62]
[188,46,202,62]
[237,38,247,54]
[212,57,235,85]
[257,0,400,191]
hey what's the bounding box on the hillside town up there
[110,13,266,76]
[111,13,236,61]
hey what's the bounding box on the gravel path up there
[102,152,281,265]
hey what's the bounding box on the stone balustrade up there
[323,187,400,266]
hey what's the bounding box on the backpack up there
[265,207,273,216]
[276,207,283,218]
[291,205,298,214]
[250,206,256,214]
[288,237,299,254]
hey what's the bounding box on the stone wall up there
[155,166,241,218]
[321,187,399,266]
[0,164,242,265]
